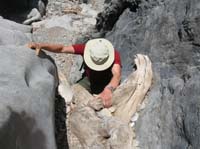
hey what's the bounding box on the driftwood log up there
[61,54,153,149]
[112,54,153,123]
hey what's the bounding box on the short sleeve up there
[72,44,85,55]
[114,50,122,67]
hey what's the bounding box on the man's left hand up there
[96,88,112,108]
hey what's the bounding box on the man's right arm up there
[28,42,75,54]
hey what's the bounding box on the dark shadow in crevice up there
[54,89,69,149]
[0,108,46,149]
[0,0,48,23]
[96,0,140,32]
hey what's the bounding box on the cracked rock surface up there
[98,0,200,148]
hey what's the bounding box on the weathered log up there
[112,54,153,123]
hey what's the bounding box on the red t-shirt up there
[72,44,121,94]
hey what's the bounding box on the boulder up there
[0,18,32,33]
[0,26,31,46]
[0,45,58,149]
[0,18,32,46]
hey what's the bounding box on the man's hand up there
[27,42,39,49]
[95,87,112,108]
[27,42,41,55]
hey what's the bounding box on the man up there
[28,38,121,108]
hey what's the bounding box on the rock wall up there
[0,18,58,149]
[0,46,58,149]
[97,0,200,148]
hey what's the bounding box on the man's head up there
[84,38,114,71]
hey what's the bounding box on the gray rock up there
[98,0,200,148]
[96,0,127,31]
[23,8,42,25]
[0,18,32,45]
[0,45,58,149]
[0,18,32,33]
[0,26,31,46]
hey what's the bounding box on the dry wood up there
[112,54,153,123]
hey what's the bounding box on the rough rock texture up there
[97,0,200,148]
[0,17,32,33]
[0,18,32,45]
[0,46,58,149]
[46,0,105,17]
[96,0,140,32]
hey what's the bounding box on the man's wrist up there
[105,85,115,93]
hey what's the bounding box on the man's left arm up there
[97,64,121,108]
[107,63,121,89]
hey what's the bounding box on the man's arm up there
[97,64,121,108]
[106,64,121,90]
[28,42,75,53]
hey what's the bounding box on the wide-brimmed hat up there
[84,38,114,71]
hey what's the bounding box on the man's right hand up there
[27,42,40,49]
[27,42,41,55]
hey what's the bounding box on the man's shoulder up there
[72,44,86,54]
[114,50,122,66]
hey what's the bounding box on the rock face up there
[97,0,200,148]
[0,46,58,149]
[0,18,58,149]
[0,18,32,45]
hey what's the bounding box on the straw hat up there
[84,38,114,71]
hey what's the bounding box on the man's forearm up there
[38,43,64,53]
[98,64,121,108]
[106,64,121,90]
[106,74,121,90]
